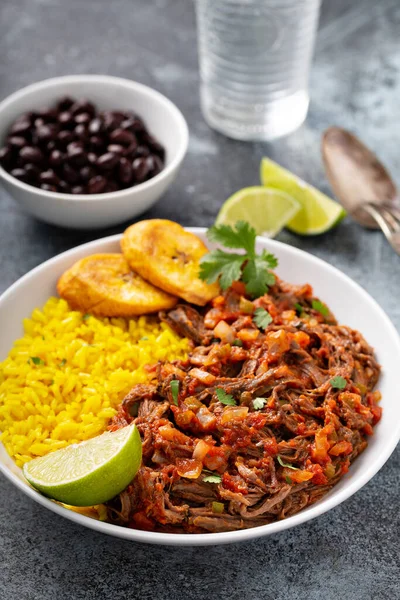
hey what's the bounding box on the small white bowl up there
[0,75,189,229]
[1,230,399,546]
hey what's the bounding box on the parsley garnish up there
[199,221,278,298]
[170,380,179,406]
[285,476,292,484]
[82,314,91,321]
[277,456,299,470]
[30,356,45,366]
[215,388,236,406]
[60,359,67,367]
[312,299,329,318]
[253,397,266,410]
[330,376,347,390]
[253,307,273,330]
[203,473,222,484]
[232,339,243,347]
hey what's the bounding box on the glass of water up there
[195,0,321,141]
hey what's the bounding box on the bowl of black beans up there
[0,75,188,229]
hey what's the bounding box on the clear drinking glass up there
[195,0,321,141]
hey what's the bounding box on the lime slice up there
[215,186,301,238]
[260,157,346,235]
[23,424,142,506]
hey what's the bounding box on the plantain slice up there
[57,253,178,317]
[121,220,220,306]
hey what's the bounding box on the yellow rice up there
[0,297,189,467]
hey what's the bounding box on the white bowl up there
[0,75,188,229]
[1,230,399,546]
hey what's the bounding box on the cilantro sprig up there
[253,307,273,330]
[215,388,236,406]
[199,221,278,298]
[312,299,329,318]
[330,376,347,390]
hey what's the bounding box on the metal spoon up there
[322,126,400,254]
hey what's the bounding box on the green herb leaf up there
[199,221,278,298]
[199,249,244,289]
[82,313,91,321]
[312,299,329,318]
[60,359,67,367]
[253,397,266,410]
[330,376,347,390]
[170,379,180,406]
[253,307,273,330]
[207,221,257,256]
[285,476,292,484]
[232,339,243,347]
[30,356,45,366]
[277,456,299,470]
[294,303,304,315]
[203,473,222,484]
[215,388,236,406]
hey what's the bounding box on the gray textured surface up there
[0,0,399,598]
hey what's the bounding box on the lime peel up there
[260,157,346,235]
[23,423,142,507]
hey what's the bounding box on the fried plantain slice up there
[121,220,220,305]
[57,253,178,317]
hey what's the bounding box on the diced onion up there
[193,439,212,461]
[188,368,216,385]
[176,458,203,479]
[221,406,249,425]
[213,320,235,344]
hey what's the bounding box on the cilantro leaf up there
[330,376,347,390]
[312,299,329,318]
[207,221,257,256]
[259,248,278,270]
[232,339,243,347]
[242,257,276,298]
[294,303,304,315]
[215,388,236,406]
[30,356,45,366]
[253,397,266,410]
[199,250,244,289]
[60,359,67,367]
[170,380,180,406]
[277,456,299,470]
[285,476,292,484]
[253,307,273,330]
[203,473,222,484]
[82,314,91,321]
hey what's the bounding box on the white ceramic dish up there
[1,230,399,546]
[0,75,188,229]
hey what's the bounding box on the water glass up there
[195,0,321,141]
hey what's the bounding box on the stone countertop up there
[0,1,399,598]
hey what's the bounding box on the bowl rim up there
[0,74,189,203]
[1,228,399,546]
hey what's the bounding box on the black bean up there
[19,146,44,164]
[88,118,103,135]
[0,146,13,167]
[58,111,74,127]
[34,118,45,129]
[132,157,150,182]
[11,168,29,182]
[58,180,71,193]
[74,112,91,125]
[40,183,57,192]
[71,185,85,194]
[49,149,64,167]
[8,136,26,149]
[10,119,31,136]
[87,152,98,165]
[62,164,80,183]
[125,141,139,157]
[96,152,119,170]
[134,145,150,158]
[24,163,40,181]
[39,169,59,185]
[71,100,95,116]
[37,108,58,122]
[151,154,164,176]
[102,110,124,131]
[79,166,96,181]
[122,117,145,133]
[57,130,74,148]
[56,96,74,112]
[118,157,133,184]
[36,125,58,144]
[107,144,125,155]
[87,175,107,194]
[74,124,88,141]
[109,128,136,146]
[105,181,118,193]
[89,136,104,151]
[67,146,87,167]
[143,133,165,160]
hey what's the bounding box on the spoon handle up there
[363,203,400,255]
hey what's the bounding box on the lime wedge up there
[260,157,346,235]
[215,186,301,238]
[23,424,142,506]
